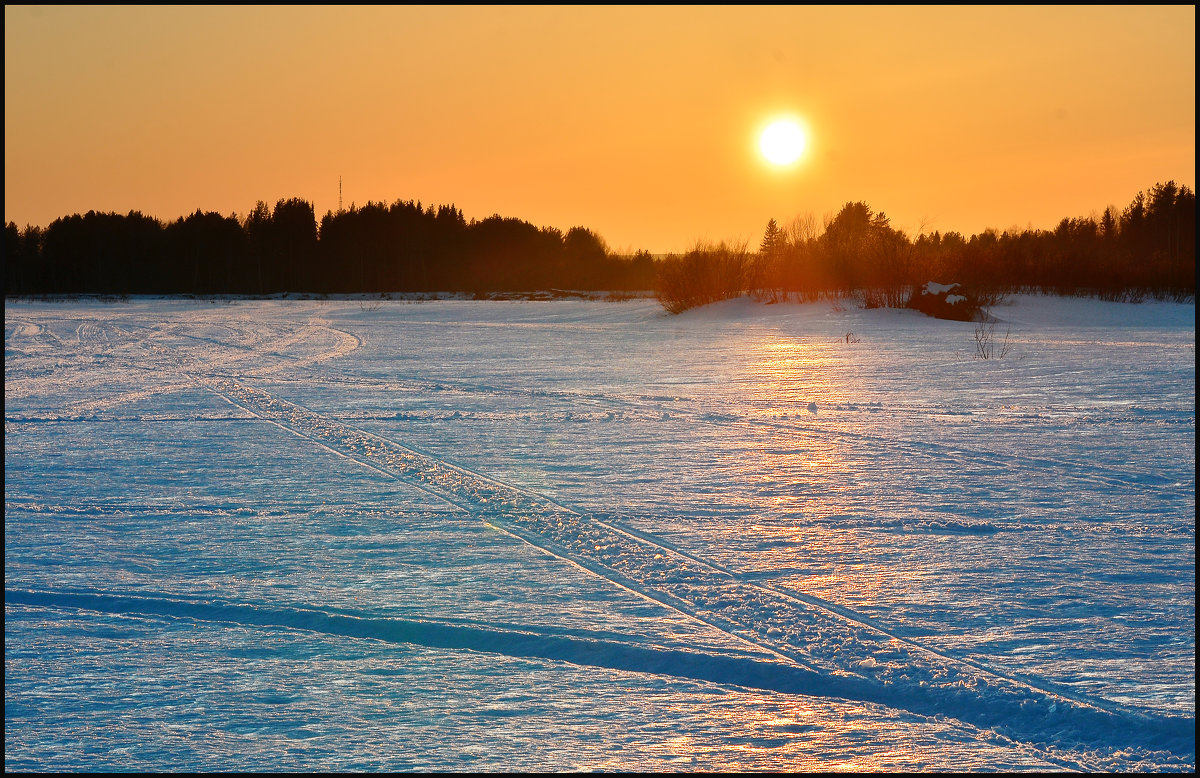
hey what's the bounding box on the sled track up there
[187,372,1191,770]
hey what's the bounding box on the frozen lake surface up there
[4,294,1195,771]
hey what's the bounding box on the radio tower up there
[339,176,343,213]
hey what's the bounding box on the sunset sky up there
[4,5,1195,254]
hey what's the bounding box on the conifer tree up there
[759,218,784,257]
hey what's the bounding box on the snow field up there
[5,294,1195,771]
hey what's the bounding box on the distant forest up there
[2,181,1194,302]
[3,200,654,296]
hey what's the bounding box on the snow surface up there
[4,293,1195,772]
[923,281,960,295]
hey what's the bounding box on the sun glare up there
[760,119,808,166]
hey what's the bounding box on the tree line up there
[3,181,1193,301]
[3,198,655,296]
[656,180,1194,313]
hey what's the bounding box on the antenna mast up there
[339,176,343,213]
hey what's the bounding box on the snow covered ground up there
[4,293,1195,772]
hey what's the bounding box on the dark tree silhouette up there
[5,181,1192,301]
[162,210,250,294]
[563,226,609,289]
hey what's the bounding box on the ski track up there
[36,315,363,416]
[6,306,1194,771]
[188,371,1191,769]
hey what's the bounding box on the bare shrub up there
[654,240,751,314]
[974,308,1012,359]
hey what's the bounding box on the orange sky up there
[4,5,1195,254]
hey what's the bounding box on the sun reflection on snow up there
[640,694,957,772]
[744,338,854,416]
[728,335,897,612]
[740,337,858,496]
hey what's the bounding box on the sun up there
[759,119,808,166]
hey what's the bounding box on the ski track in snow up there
[5,312,362,415]
[5,302,1194,771]
[180,372,1190,769]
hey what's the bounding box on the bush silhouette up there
[654,241,751,314]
